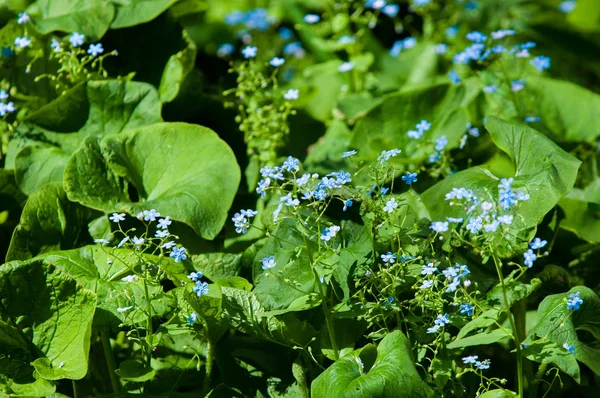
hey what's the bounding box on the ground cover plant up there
[0,0,599,397]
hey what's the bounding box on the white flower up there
[158,217,172,229]
[14,36,31,48]
[116,306,133,313]
[338,62,354,72]
[109,213,126,223]
[132,236,144,246]
[284,88,299,100]
[69,32,85,47]
[383,198,398,213]
[17,12,30,25]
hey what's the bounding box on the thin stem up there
[142,262,154,367]
[492,252,524,397]
[100,330,121,393]
[203,340,215,393]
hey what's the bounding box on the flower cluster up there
[463,356,492,370]
[407,120,432,140]
[566,291,583,311]
[0,90,16,117]
[188,271,209,297]
[232,209,258,234]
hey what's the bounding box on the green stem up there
[529,362,548,398]
[142,263,154,367]
[100,330,121,393]
[203,340,215,393]
[492,253,524,397]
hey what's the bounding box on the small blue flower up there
[512,79,526,92]
[430,221,449,233]
[242,46,257,58]
[320,225,340,242]
[1,46,15,59]
[382,4,399,17]
[390,40,403,57]
[491,29,516,40]
[304,14,320,24]
[445,25,459,39]
[524,249,537,268]
[260,256,276,270]
[559,1,576,13]
[282,156,300,172]
[421,263,437,275]
[475,359,491,370]
[338,61,354,72]
[381,252,397,264]
[466,217,483,234]
[449,70,461,84]
[530,55,551,72]
[434,313,450,327]
[17,12,30,25]
[566,292,583,311]
[193,281,209,297]
[435,135,448,151]
[462,355,478,364]
[170,247,187,263]
[524,116,540,123]
[283,41,304,57]
[530,237,547,250]
[403,37,417,49]
[380,187,389,195]
[14,37,31,48]
[158,217,172,229]
[343,199,353,211]
[483,84,498,93]
[187,312,198,324]
[217,43,234,57]
[87,43,104,56]
[563,343,575,355]
[270,57,285,67]
[69,32,85,47]
[187,272,203,282]
[402,172,418,185]
[435,43,449,54]
[466,31,487,43]
[279,27,294,40]
[413,0,431,6]
[225,10,245,25]
[383,198,398,213]
[143,209,161,221]
[342,149,357,158]
[460,304,475,316]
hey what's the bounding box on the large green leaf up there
[64,122,241,239]
[41,246,177,327]
[6,183,95,262]
[527,78,600,144]
[311,330,433,398]
[111,0,177,29]
[523,286,600,382]
[422,117,581,234]
[0,258,96,390]
[350,81,478,165]
[559,179,600,242]
[158,29,197,103]
[27,0,116,40]
[10,81,163,195]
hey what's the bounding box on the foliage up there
[0,0,599,397]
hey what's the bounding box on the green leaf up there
[526,78,600,144]
[158,29,197,103]
[190,252,243,281]
[350,82,475,165]
[111,0,177,29]
[64,122,241,239]
[447,329,509,349]
[41,245,177,327]
[10,81,163,195]
[522,340,580,382]
[27,0,116,40]
[559,179,600,242]
[422,117,581,252]
[478,389,517,398]
[523,286,600,381]
[311,330,433,398]
[0,258,96,384]
[116,360,156,382]
[6,183,95,261]
[221,286,317,347]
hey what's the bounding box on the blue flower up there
[559,1,576,13]
[380,187,389,195]
[434,313,450,327]
[563,343,575,355]
[338,61,354,72]
[430,221,449,233]
[304,14,320,24]
[483,84,498,93]
[524,249,537,268]
[17,12,30,25]
[530,237,547,250]
[403,37,417,49]
[390,40,403,57]
[381,252,397,264]
[337,35,355,45]
[530,55,551,72]
[260,256,276,270]
[143,209,161,221]
[435,43,449,54]
[413,0,431,6]
[421,263,437,275]
[475,359,491,370]
[524,116,540,123]
[466,31,487,43]
[283,41,304,57]
[14,37,31,48]
[566,292,583,311]
[170,247,187,263]
[460,304,475,316]
[462,355,478,364]
[217,43,234,57]
[320,225,341,242]
[382,4,399,17]
[377,149,401,163]
[342,149,357,158]
[402,172,418,185]
[511,79,526,92]
[383,198,398,213]
[69,32,85,47]
[193,281,209,297]
[445,25,459,39]
[1,46,14,59]
[158,216,172,229]
[466,217,483,234]
[87,43,104,56]
[449,70,461,84]
[245,8,272,31]
[435,136,448,151]
[491,29,516,39]
[282,156,300,172]
[242,46,258,59]
[109,213,126,223]
[256,178,271,198]
[187,313,198,323]
[270,57,285,67]
[225,10,245,25]
[187,272,203,282]
[343,199,353,211]
[279,27,294,40]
